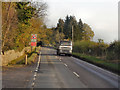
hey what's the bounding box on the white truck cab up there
[57,41,72,56]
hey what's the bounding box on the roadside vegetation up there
[72,37,120,74]
[50,15,94,45]
[2,1,49,52]
[8,47,40,65]
[72,52,120,74]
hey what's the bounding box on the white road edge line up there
[71,56,120,77]
[34,74,36,77]
[35,51,41,72]
[33,77,36,81]
[73,72,80,78]
[31,51,41,87]
[35,69,38,72]
[32,83,35,87]
[37,52,41,68]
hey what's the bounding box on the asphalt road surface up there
[29,47,119,88]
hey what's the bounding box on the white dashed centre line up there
[64,64,68,67]
[73,72,80,78]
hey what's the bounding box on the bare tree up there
[2,2,18,51]
[30,1,48,18]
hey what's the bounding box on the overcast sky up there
[43,0,118,43]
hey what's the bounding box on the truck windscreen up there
[60,41,71,46]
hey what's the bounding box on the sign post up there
[25,55,27,65]
[31,34,37,51]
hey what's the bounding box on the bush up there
[73,40,108,57]
[106,41,120,60]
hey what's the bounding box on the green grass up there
[8,54,26,65]
[18,53,37,65]
[72,52,120,74]
[8,47,40,65]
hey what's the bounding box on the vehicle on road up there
[57,40,72,56]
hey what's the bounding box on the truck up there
[56,40,72,56]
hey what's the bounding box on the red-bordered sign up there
[31,34,37,46]
[31,34,37,39]
[31,42,36,46]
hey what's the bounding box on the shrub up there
[73,40,108,57]
[106,41,120,60]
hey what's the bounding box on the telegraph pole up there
[72,25,74,44]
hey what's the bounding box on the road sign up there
[31,39,37,42]
[31,34,37,46]
[31,42,36,46]
[31,34,37,39]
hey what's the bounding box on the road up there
[29,47,119,88]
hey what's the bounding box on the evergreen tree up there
[63,15,70,39]
[57,18,64,33]
[78,19,83,29]
[77,19,84,41]
[56,15,94,42]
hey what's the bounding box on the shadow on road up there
[41,53,57,56]
[42,46,56,49]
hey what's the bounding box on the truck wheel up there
[68,54,71,56]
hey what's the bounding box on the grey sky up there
[43,0,118,43]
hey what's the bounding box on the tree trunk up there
[2,3,11,48]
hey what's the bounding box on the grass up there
[8,54,26,65]
[72,52,120,75]
[8,47,40,65]
[18,53,37,65]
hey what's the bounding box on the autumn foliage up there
[2,2,48,52]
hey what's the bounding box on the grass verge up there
[72,52,120,75]
[8,47,40,65]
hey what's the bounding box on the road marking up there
[36,52,41,69]
[36,66,38,70]
[31,51,42,87]
[64,64,68,67]
[73,72,80,78]
[34,72,37,77]
[32,83,35,87]
[35,69,38,72]
[34,74,36,77]
[33,77,36,81]
[71,56,120,78]
[59,59,61,61]
[35,51,41,72]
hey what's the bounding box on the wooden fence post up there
[25,55,27,65]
